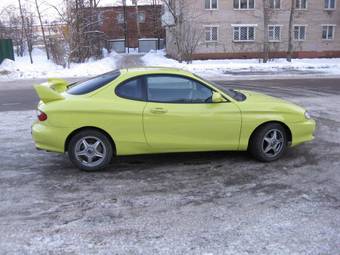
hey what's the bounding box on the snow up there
[2,48,340,81]
[141,50,340,79]
[0,48,121,81]
[124,48,141,54]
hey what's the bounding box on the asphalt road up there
[0,77,340,254]
[0,78,340,112]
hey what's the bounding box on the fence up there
[0,39,14,63]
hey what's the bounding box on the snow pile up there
[0,59,17,75]
[0,48,122,81]
[142,50,340,78]
[2,48,340,81]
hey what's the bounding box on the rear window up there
[67,70,120,95]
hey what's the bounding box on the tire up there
[68,129,113,171]
[249,123,287,162]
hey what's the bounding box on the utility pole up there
[35,0,50,60]
[122,0,129,53]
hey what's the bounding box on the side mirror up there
[212,92,225,103]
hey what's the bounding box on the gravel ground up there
[0,84,339,254]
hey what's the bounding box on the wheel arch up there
[64,126,116,154]
[248,121,292,148]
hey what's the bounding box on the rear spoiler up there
[34,78,69,104]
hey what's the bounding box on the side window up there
[116,77,144,101]
[146,75,213,103]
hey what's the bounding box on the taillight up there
[37,110,47,121]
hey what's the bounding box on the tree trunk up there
[287,0,295,62]
[262,0,269,63]
[123,0,129,53]
[134,1,141,39]
[18,0,33,64]
[35,0,50,60]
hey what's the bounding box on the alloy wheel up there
[75,136,107,168]
[262,129,285,158]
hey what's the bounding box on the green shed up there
[0,39,15,63]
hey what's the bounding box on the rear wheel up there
[68,130,113,171]
[249,123,287,162]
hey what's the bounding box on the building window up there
[117,13,124,24]
[233,26,256,41]
[269,0,280,9]
[296,0,307,9]
[137,12,145,23]
[268,25,281,41]
[205,26,218,42]
[324,0,336,9]
[322,25,335,40]
[205,0,218,9]
[294,25,306,40]
[233,0,255,9]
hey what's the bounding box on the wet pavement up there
[0,78,340,254]
[223,69,326,76]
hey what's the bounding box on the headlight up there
[304,111,311,120]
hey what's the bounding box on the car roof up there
[120,67,194,77]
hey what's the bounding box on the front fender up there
[238,111,299,150]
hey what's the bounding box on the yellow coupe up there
[32,67,315,171]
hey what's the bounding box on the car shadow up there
[107,151,251,171]
[42,150,252,174]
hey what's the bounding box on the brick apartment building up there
[94,4,165,49]
[164,0,340,59]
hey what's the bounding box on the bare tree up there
[161,0,201,63]
[48,0,107,67]
[49,1,78,67]
[287,0,295,62]
[11,16,25,57]
[18,0,33,64]
[151,0,163,49]
[35,0,50,60]
[180,22,201,63]
[25,13,35,58]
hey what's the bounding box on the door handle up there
[150,108,168,114]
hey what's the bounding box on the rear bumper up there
[31,121,71,153]
[290,119,316,146]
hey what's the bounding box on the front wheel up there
[249,123,288,162]
[68,130,113,171]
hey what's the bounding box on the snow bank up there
[0,48,121,81]
[2,48,340,81]
[142,50,340,78]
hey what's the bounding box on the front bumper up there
[31,121,71,153]
[290,118,316,146]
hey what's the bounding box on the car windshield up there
[67,70,121,95]
[194,74,246,102]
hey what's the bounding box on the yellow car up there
[32,67,316,171]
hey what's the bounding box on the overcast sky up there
[0,0,154,8]
[0,0,155,22]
